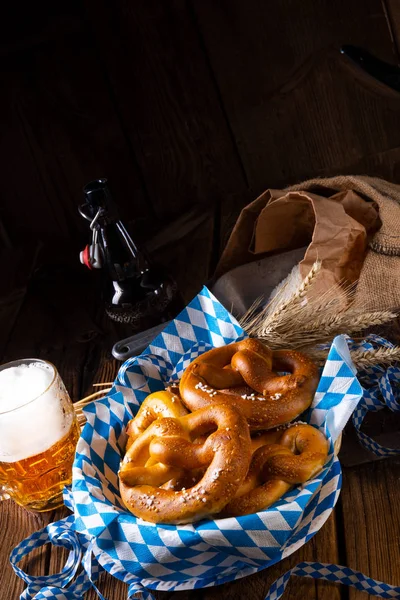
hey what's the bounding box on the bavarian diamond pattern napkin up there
[350,334,400,457]
[10,287,399,599]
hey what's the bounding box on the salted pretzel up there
[179,339,319,430]
[222,423,329,516]
[125,390,188,450]
[119,403,252,524]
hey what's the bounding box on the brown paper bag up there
[287,175,400,310]
[215,187,379,298]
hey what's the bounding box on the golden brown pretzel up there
[119,403,252,524]
[125,390,188,450]
[179,339,319,430]
[222,423,329,516]
[120,418,186,488]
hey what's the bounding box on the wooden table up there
[1,257,400,600]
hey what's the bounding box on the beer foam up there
[0,362,53,411]
[0,362,72,462]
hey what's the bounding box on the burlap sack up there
[214,188,379,290]
[287,175,400,311]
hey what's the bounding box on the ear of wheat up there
[262,260,322,326]
[240,261,399,365]
[306,345,400,369]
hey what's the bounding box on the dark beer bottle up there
[79,178,183,330]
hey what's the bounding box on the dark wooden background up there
[1,3,400,598]
[2,0,400,301]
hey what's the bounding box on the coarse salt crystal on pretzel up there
[179,338,320,431]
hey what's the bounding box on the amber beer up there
[0,359,80,511]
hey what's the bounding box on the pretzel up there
[125,390,188,450]
[119,403,252,524]
[222,423,329,516]
[179,339,319,430]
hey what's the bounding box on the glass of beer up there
[0,359,80,511]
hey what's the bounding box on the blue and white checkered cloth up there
[350,335,400,457]
[10,288,400,599]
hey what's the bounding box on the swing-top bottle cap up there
[80,178,118,221]
[83,178,112,209]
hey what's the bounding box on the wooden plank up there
[81,347,120,398]
[146,206,216,295]
[0,1,149,243]
[0,244,41,358]
[340,418,400,467]
[1,257,101,380]
[0,87,68,243]
[324,145,400,182]
[192,0,400,193]
[83,0,249,225]
[384,1,400,58]
[0,501,57,600]
[0,252,104,434]
[341,432,400,467]
[1,259,100,402]
[0,2,82,56]
[150,210,216,303]
[341,457,400,599]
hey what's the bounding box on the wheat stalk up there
[351,346,400,368]
[293,309,397,338]
[266,260,322,322]
[241,261,359,343]
[240,257,398,353]
[306,345,400,369]
[255,309,396,349]
[246,297,396,349]
[241,261,321,335]
[260,262,322,335]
